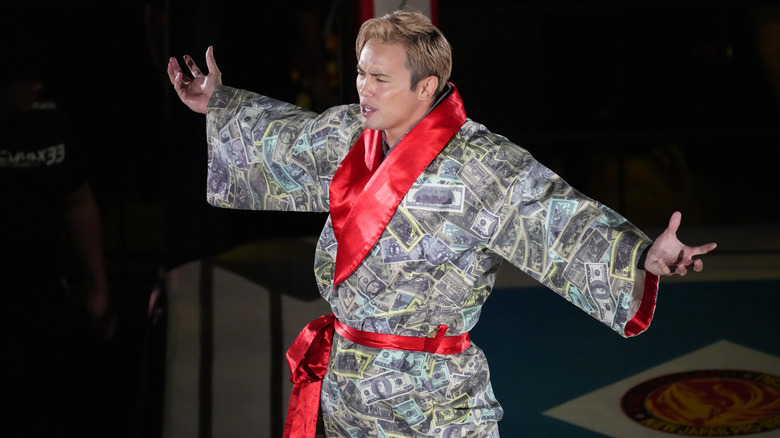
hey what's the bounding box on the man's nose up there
[358,79,370,96]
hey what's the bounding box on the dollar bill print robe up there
[205,84,658,437]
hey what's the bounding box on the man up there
[1,56,116,437]
[168,9,716,437]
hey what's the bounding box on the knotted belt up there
[283,313,471,437]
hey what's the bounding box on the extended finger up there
[170,58,193,84]
[166,57,178,84]
[691,242,718,256]
[666,211,682,234]
[205,46,221,76]
[184,54,203,77]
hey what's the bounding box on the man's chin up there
[361,120,381,131]
[359,114,383,130]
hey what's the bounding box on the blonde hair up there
[356,9,452,93]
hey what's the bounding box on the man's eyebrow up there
[356,65,390,78]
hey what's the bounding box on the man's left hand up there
[645,211,717,276]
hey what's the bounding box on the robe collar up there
[329,83,467,286]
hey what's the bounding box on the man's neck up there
[382,84,454,156]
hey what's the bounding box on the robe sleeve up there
[487,144,658,337]
[204,85,361,212]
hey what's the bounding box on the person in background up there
[0,50,116,437]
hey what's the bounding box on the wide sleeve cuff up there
[624,271,659,337]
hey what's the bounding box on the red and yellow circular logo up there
[621,370,780,436]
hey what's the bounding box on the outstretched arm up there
[645,211,717,277]
[167,45,222,114]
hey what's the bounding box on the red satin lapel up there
[329,84,467,285]
[329,129,383,241]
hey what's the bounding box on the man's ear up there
[418,76,439,100]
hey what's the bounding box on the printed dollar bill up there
[546,199,579,262]
[424,238,457,266]
[566,285,595,313]
[373,350,422,375]
[472,406,499,424]
[429,360,451,391]
[544,262,569,295]
[380,237,426,264]
[292,131,311,155]
[404,184,465,213]
[522,216,546,276]
[491,211,521,259]
[207,140,232,203]
[395,398,426,427]
[233,168,252,210]
[552,204,602,260]
[359,371,415,405]
[610,230,644,281]
[236,107,261,141]
[458,157,491,190]
[613,290,632,329]
[434,270,470,304]
[448,370,489,400]
[377,418,416,437]
[247,163,269,198]
[471,209,499,239]
[331,347,373,379]
[262,136,302,193]
[441,222,481,251]
[562,228,610,290]
[389,292,417,312]
[364,399,395,421]
[585,262,615,323]
[386,207,425,251]
[439,157,462,181]
[433,393,472,427]
[512,162,560,205]
[462,285,490,308]
[226,137,249,169]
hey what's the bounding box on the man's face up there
[356,39,433,146]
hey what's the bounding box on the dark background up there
[4,0,779,262]
[2,0,779,436]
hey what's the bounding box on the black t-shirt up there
[0,102,86,291]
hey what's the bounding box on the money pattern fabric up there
[205,85,655,437]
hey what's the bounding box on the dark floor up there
[474,278,780,437]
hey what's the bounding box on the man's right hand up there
[167,45,222,114]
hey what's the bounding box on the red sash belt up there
[283,313,470,438]
[334,319,470,354]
